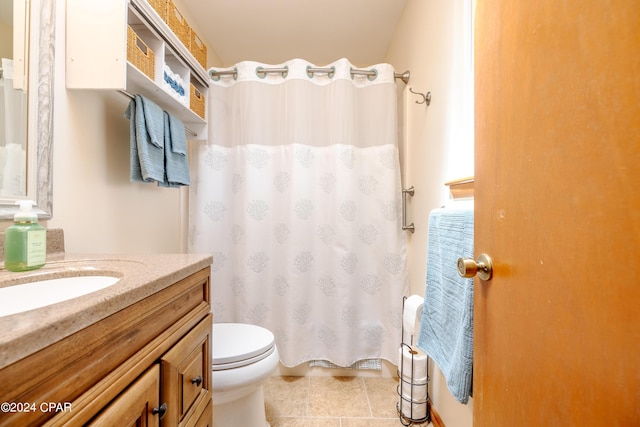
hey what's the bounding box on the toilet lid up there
[212,323,275,369]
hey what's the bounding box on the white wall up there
[385,1,474,426]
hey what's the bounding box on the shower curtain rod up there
[118,90,197,136]
[209,67,411,84]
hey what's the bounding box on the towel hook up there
[409,88,431,106]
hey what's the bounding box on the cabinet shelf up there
[125,64,205,133]
[67,0,208,139]
[130,0,208,85]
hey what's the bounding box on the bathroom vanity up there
[0,253,213,426]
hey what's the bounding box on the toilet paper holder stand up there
[397,296,431,426]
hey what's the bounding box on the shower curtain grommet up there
[306,65,335,79]
[208,67,238,81]
[256,65,288,79]
[351,67,378,81]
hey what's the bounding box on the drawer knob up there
[152,402,167,420]
[191,375,203,387]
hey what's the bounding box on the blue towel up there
[417,208,474,404]
[160,111,190,187]
[124,95,165,183]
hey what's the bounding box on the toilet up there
[212,323,279,427]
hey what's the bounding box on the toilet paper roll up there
[399,395,428,421]
[402,295,424,343]
[398,345,428,381]
[398,377,428,401]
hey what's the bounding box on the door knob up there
[457,254,493,281]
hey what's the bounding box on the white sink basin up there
[0,275,120,317]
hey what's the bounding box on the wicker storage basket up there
[147,0,167,20]
[190,29,207,68]
[127,26,155,81]
[190,84,205,119]
[167,1,191,49]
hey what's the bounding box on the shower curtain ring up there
[409,88,431,106]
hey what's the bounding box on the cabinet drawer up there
[88,364,161,426]
[161,314,212,426]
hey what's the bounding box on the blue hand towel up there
[124,100,142,181]
[417,208,474,404]
[124,95,165,183]
[160,111,190,187]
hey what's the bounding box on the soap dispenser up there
[4,200,47,272]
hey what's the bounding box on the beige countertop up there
[0,253,212,370]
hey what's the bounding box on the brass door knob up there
[457,254,493,281]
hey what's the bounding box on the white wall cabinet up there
[66,0,208,139]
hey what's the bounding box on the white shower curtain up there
[189,58,408,367]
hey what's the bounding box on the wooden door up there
[474,1,640,426]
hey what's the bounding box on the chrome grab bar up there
[402,186,415,233]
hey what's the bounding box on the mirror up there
[0,0,27,198]
[0,0,54,219]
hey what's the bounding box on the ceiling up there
[179,0,408,68]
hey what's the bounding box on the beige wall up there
[0,21,11,59]
[45,5,188,254]
[385,1,473,426]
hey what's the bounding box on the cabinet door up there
[161,314,212,427]
[192,401,212,427]
[88,364,163,427]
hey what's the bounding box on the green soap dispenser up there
[4,200,47,272]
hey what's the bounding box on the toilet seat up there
[213,323,276,371]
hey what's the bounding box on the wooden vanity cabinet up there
[88,315,212,427]
[0,266,212,427]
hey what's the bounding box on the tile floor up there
[264,376,432,427]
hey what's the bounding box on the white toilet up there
[212,323,279,427]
